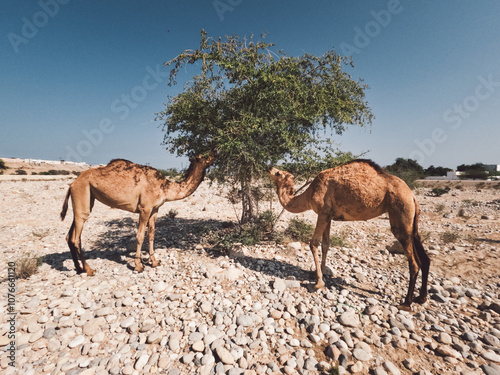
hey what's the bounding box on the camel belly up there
[334,205,387,221]
[90,186,139,213]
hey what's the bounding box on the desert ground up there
[0,160,499,375]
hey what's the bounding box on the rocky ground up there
[0,175,499,375]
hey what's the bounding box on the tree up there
[457,163,488,180]
[425,165,451,176]
[158,30,373,222]
[385,158,426,189]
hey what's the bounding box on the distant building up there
[446,170,463,180]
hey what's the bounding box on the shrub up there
[255,210,277,233]
[15,169,27,175]
[212,223,262,250]
[211,211,279,250]
[285,218,314,243]
[39,170,70,175]
[16,253,44,279]
[440,231,459,244]
[0,158,7,170]
[429,187,451,197]
[330,232,350,248]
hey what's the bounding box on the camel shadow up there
[47,216,233,273]
[44,216,138,273]
[204,245,385,300]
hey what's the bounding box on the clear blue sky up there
[1,0,499,170]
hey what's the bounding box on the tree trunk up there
[240,178,255,224]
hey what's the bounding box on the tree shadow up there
[49,216,386,301]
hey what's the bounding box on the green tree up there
[158,30,373,222]
[425,165,451,176]
[385,158,426,189]
[457,163,488,180]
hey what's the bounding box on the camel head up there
[268,167,295,195]
[190,152,216,168]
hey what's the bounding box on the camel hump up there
[342,159,387,175]
[108,158,133,165]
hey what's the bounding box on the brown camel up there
[269,159,430,310]
[60,155,214,275]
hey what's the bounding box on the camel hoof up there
[414,295,427,305]
[134,265,144,273]
[151,260,161,268]
[86,269,96,276]
[314,281,325,290]
[397,304,412,312]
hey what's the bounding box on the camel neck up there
[163,164,206,201]
[278,185,312,213]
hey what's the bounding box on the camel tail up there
[60,187,71,221]
[412,197,430,271]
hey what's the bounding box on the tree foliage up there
[158,30,373,221]
[385,158,426,189]
[457,163,488,180]
[425,165,451,176]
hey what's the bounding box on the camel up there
[269,159,430,310]
[60,154,214,275]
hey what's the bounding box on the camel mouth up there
[268,166,278,174]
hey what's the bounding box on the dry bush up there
[435,204,446,214]
[440,231,460,244]
[16,253,43,279]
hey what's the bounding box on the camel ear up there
[275,171,280,177]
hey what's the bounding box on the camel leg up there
[68,216,95,276]
[389,212,419,311]
[134,210,151,272]
[66,221,84,274]
[413,234,430,304]
[320,220,331,276]
[147,210,161,268]
[310,214,330,289]
[67,192,95,276]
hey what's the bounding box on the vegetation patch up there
[429,187,451,197]
[210,210,282,250]
[440,231,460,244]
[16,253,44,279]
[285,218,315,243]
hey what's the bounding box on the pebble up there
[215,346,235,365]
[68,335,85,348]
[339,309,360,328]
[3,180,500,375]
